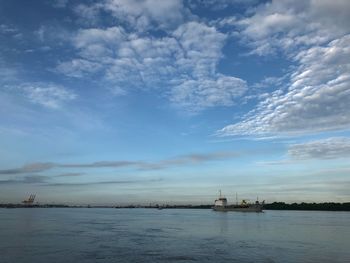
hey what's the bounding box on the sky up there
[0,0,349,205]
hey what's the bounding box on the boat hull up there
[212,205,263,212]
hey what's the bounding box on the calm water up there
[0,208,349,263]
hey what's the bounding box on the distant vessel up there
[212,191,264,212]
[22,194,36,206]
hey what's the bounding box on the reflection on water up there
[218,212,228,234]
[0,208,349,263]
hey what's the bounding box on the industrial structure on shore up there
[22,194,36,206]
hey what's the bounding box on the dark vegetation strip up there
[1,202,349,211]
[263,202,350,211]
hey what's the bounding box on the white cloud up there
[170,75,246,112]
[252,76,286,89]
[75,0,186,31]
[237,0,350,56]
[288,137,350,160]
[211,16,238,28]
[221,34,350,136]
[0,61,18,82]
[187,0,259,10]
[57,21,247,112]
[19,84,77,109]
[74,26,125,50]
[56,59,103,77]
[0,24,18,34]
[35,24,72,47]
[73,4,102,25]
[107,0,186,31]
[220,0,350,136]
[169,21,247,111]
[172,21,226,77]
[108,0,185,29]
[53,0,69,8]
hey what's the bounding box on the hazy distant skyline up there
[1,0,349,205]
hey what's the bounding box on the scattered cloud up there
[236,0,350,56]
[170,74,246,112]
[288,137,350,160]
[75,0,186,31]
[2,0,350,203]
[219,0,350,137]
[258,137,350,165]
[187,0,259,11]
[16,83,77,109]
[35,24,72,44]
[252,76,286,89]
[52,0,69,8]
[0,65,18,82]
[210,16,238,29]
[56,10,247,112]
[55,59,103,78]
[0,24,18,34]
[220,35,350,136]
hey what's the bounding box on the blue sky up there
[0,0,349,205]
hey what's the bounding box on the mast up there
[236,192,238,205]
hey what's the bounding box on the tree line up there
[264,202,350,211]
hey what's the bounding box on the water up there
[0,208,349,263]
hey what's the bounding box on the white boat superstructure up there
[213,191,264,212]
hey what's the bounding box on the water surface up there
[0,208,349,263]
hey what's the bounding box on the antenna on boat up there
[219,190,222,198]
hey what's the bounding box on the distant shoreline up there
[1,202,349,211]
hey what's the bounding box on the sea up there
[0,208,349,263]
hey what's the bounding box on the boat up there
[22,194,36,206]
[212,191,264,212]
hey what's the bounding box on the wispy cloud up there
[0,161,135,175]
[13,83,77,109]
[52,0,69,8]
[0,175,47,184]
[60,161,139,168]
[288,137,350,160]
[0,58,20,82]
[258,137,350,166]
[54,173,84,177]
[0,163,55,175]
[0,174,161,187]
[0,24,18,34]
[0,151,239,175]
[139,152,239,170]
[46,178,162,187]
